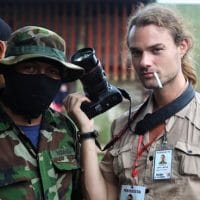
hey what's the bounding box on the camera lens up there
[73,49,93,62]
[71,48,98,72]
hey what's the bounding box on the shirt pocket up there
[50,148,80,171]
[110,144,133,177]
[175,141,200,177]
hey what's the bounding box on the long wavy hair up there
[126,4,197,86]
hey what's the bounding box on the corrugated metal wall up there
[0,0,137,81]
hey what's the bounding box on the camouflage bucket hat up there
[0,26,84,82]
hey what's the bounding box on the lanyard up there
[102,99,149,151]
[132,123,165,177]
[135,83,194,135]
[103,83,194,151]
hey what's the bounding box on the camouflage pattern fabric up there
[0,105,80,200]
[5,26,66,62]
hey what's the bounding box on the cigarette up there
[154,72,163,88]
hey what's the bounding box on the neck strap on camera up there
[102,83,195,151]
[134,83,194,134]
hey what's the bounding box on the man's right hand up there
[63,93,94,133]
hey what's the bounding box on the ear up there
[178,39,189,58]
[0,41,7,60]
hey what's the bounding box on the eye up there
[130,49,142,58]
[46,67,61,79]
[15,64,37,74]
[152,47,164,55]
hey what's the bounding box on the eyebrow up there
[129,43,165,51]
[148,43,165,49]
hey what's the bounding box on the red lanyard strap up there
[132,123,165,177]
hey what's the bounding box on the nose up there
[139,52,152,68]
[39,69,46,74]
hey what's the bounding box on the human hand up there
[63,93,94,133]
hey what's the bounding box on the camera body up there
[71,48,123,119]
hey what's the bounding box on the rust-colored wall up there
[0,1,138,81]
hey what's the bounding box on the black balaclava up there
[1,70,61,121]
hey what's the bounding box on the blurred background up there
[1,0,200,147]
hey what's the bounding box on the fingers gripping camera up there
[71,48,123,119]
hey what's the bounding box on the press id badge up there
[120,185,146,200]
[153,149,173,180]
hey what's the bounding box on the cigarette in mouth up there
[154,72,163,88]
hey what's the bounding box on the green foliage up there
[93,104,125,144]
[161,4,200,90]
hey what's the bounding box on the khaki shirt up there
[100,92,200,200]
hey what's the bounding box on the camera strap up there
[102,83,195,151]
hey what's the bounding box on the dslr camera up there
[71,47,123,119]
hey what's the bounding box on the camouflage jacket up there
[0,106,80,200]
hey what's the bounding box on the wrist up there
[78,130,99,142]
[79,125,94,133]
[78,130,102,150]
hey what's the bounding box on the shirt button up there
[188,150,192,154]
[149,156,153,161]
[146,188,150,193]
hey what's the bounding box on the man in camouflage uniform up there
[0,26,84,199]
